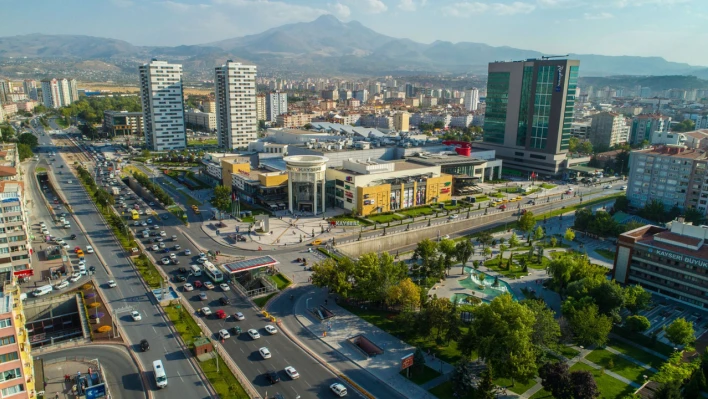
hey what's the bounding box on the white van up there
[63,221,71,229]
[153,360,167,388]
[190,265,202,277]
[78,264,86,275]
[32,285,53,297]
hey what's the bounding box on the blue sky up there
[1,0,706,65]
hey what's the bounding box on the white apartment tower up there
[464,88,479,112]
[139,60,187,151]
[266,91,287,122]
[40,79,61,109]
[215,61,257,150]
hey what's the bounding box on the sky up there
[0,0,706,66]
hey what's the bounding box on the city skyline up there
[0,0,705,66]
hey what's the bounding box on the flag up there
[530,171,536,179]
[231,191,236,202]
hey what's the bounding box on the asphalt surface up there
[36,345,146,399]
[29,119,211,399]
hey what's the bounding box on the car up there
[175,275,186,282]
[151,245,159,251]
[259,347,271,359]
[74,246,81,253]
[200,307,212,316]
[69,273,81,283]
[141,221,147,227]
[197,258,206,264]
[133,221,141,226]
[140,339,150,352]
[248,329,260,339]
[265,325,278,335]
[161,214,169,220]
[234,312,245,321]
[107,280,117,288]
[159,242,166,248]
[161,257,170,265]
[620,185,627,190]
[170,253,177,260]
[218,329,231,339]
[62,243,70,249]
[184,249,192,255]
[56,239,66,245]
[55,280,69,290]
[162,248,170,254]
[266,370,280,384]
[448,214,459,219]
[199,292,208,300]
[78,260,86,267]
[156,237,164,243]
[284,366,299,380]
[204,281,215,290]
[193,280,203,288]
[131,311,142,321]
[89,266,96,272]
[171,235,177,241]
[311,239,322,246]
[174,244,181,250]
[330,383,348,397]
[215,309,227,319]
[183,283,194,292]
[199,252,207,260]
[147,218,152,224]
[604,184,612,189]
[149,202,155,206]
[219,283,230,291]
[160,231,166,237]
[219,297,231,305]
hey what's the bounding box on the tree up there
[567,303,612,347]
[624,285,651,314]
[685,207,706,225]
[534,226,544,241]
[413,348,426,373]
[477,230,493,248]
[386,278,421,310]
[654,381,683,399]
[509,232,520,247]
[213,185,232,212]
[439,238,457,275]
[17,132,39,148]
[550,237,558,247]
[580,141,594,154]
[445,301,462,344]
[483,247,492,259]
[614,195,630,213]
[455,240,473,274]
[673,119,696,132]
[518,211,536,235]
[684,369,706,399]
[310,258,354,297]
[524,300,561,348]
[433,120,445,129]
[93,189,115,209]
[450,359,477,398]
[563,228,575,244]
[665,317,695,347]
[570,370,600,399]
[625,315,651,332]
[569,136,579,152]
[640,199,667,223]
[424,296,453,339]
[17,144,33,161]
[414,239,438,278]
[539,361,572,399]
[476,365,496,399]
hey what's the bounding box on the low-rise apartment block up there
[103,111,143,136]
[184,110,216,132]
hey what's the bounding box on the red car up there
[193,280,203,288]
[215,310,227,319]
[74,246,81,253]
[498,204,507,210]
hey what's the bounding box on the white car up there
[55,280,69,290]
[259,347,271,359]
[204,281,214,290]
[141,221,147,227]
[218,329,231,340]
[199,252,207,260]
[183,283,194,292]
[285,366,300,380]
[107,280,117,288]
[62,243,70,249]
[161,257,171,265]
[69,273,81,283]
[160,231,166,237]
[151,245,159,251]
[248,329,260,340]
[264,325,278,335]
[604,184,612,189]
[133,221,140,226]
[219,283,230,291]
[131,311,142,321]
[234,312,245,321]
[170,253,177,260]
[200,307,212,316]
[620,185,627,190]
[330,383,348,397]
[86,245,94,254]
[197,258,206,264]
[78,260,86,266]
[184,249,192,255]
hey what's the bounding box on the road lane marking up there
[177,371,184,382]
[152,326,157,334]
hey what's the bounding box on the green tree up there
[450,359,477,398]
[524,300,561,348]
[550,237,558,247]
[653,381,683,399]
[438,238,457,275]
[665,317,695,347]
[518,211,536,235]
[17,144,33,161]
[310,258,353,297]
[477,365,495,399]
[509,232,520,247]
[624,285,652,314]
[580,141,594,154]
[568,136,579,153]
[17,133,39,148]
[567,303,612,347]
[673,119,696,132]
[625,315,651,332]
[413,348,426,373]
[684,207,706,225]
[613,195,630,213]
[445,300,462,344]
[564,228,575,244]
[386,278,421,310]
[534,226,544,241]
[414,239,439,278]
[433,120,445,129]
[455,240,473,274]
[477,230,493,248]
[684,369,706,399]
[212,185,232,212]
[483,247,492,259]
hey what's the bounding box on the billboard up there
[85,383,106,399]
[401,353,414,370]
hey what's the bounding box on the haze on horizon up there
[0,0,706,66]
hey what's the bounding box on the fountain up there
[469,271,508,294]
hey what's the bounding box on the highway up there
[36,346,146,399]
[30,120,211,399]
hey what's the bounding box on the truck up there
[111,187,120,196]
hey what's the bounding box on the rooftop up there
[408,153,487,166]
[635,146,708,159]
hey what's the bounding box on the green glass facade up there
[483,72,510,144]
[560,66,578,151]
[530,66,554,150]
[516,66,533,146]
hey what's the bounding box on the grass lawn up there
[611,326,675,357]
[429,380,476,399]
[132,255,163,288]
[570,362,635,398]
[400,366,441,385]
[530,389,553,399]
[474,195,490,202]
[595,249,616,261]
[539,183,557,189]
[166,205,188,225]
[483,257,530,279]
[532,193,624,222]
[268,273,292,290]
[498,187,521,193]
[550,344,581,359]
[35,167,47,173]
[188,138,218,146]
[510,253,549,270]
[163,305,249,398]
[400,206,435,217]
[368,213,404,223]
[608,338,665,369]
[585,349,654,384]
[494,376,538,395]
[491,192,505,198]
[253,293,277,308]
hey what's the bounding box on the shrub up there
[97,325,112,333]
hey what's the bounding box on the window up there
[483,72,510,144]
[0,336,15,347]
[0,352,18,364]
[0,319,11,328]
[1,384,24,397]
[0,368,20,382]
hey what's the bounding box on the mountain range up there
[0,14,706,79]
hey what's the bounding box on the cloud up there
[584,11,614,19]
[356,0,388,14]
[398,0,417,11]
[442,1,535,17]
[329,2,351,18]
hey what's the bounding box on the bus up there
[131,209,140,220]
[203,261,223,283]
[152,360,167,388]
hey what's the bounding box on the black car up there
[172,259,180,265]
[140,339,150,352]
[265,370,280,385]
[219,297,231,305]
[70,234,77,239]
[178,267,188,274]
[175,275,186,282]
[89,266,96,272]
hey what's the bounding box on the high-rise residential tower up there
[266,91,287,122]
[214,61,257,150]
[139,60,187,151]
[256,94,266,122]
[22,80,37,101]
[463,88,479,112]
[478,59,580,175]
[40,79,61,108]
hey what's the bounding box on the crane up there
[442,140,472,157]
[542,54,569,60]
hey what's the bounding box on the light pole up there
[214,343,219,373]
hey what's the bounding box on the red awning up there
[14,270,34,277]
